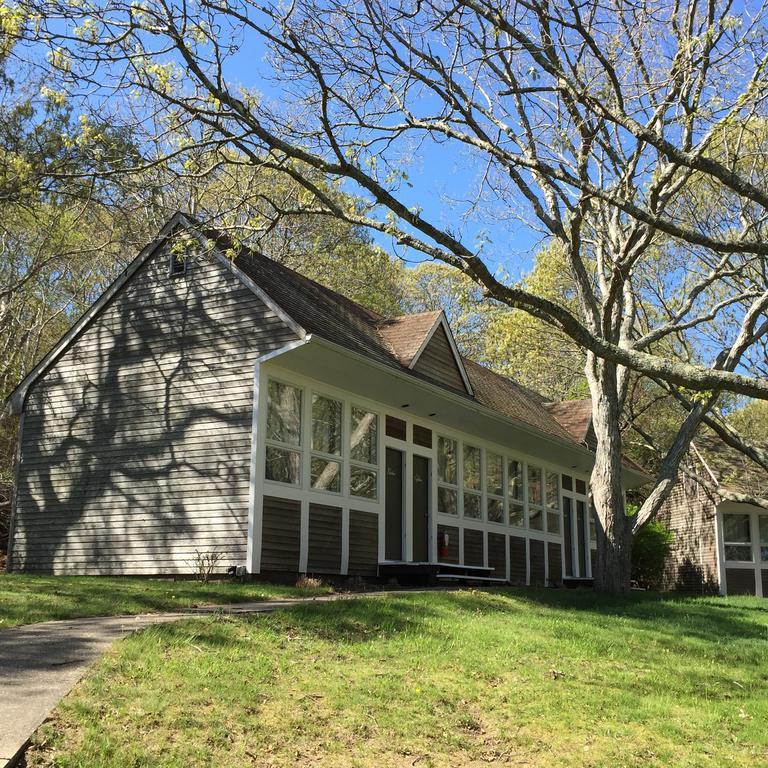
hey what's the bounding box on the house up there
[657,435,768,597]
[4,213,647,582]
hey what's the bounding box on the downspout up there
[246,336,312,574]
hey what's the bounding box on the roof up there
[376,310,443,366]
[545,399,595,446]
[691,434,768,498]
[4,214,588,452]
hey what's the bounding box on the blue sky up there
[222,37,544,281]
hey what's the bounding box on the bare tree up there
[15,0,768,592]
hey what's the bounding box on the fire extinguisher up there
[439,531,449,560]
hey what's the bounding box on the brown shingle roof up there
[208,229,585,449]
[376,310,442,366]
[692,434,768,497]
[546,399,595,446]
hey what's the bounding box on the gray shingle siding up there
[11,244,298,574]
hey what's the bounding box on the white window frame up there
[349,404,380,502]
[462,442,483,521]
[436,434,459,516]
[308,391,344,496]
[264,377,304,486]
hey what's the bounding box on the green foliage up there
[728,399,768,442]
[632,521,675,590]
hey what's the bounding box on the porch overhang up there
[263,334,646,488]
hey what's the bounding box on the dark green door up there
[385,448,404,560]
[412,455,430,561]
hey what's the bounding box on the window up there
[350,407,378,499]
[761,516,768,562]
[463,444,482,518]
[486,451,504,523]
[508,459,524,527]
[527,465,544,530]
[169,251,187,277]
[723,514,753,562]
[265,380,302,485]
[437,436,458,515]
[545,470,561,534]
[310,394,342,492]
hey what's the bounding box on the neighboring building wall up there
[11,244,298,574]
[657,476,719,593]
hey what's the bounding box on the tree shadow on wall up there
[12,248,274,573]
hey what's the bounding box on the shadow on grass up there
[143,587,768,656]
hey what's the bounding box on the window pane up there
[509,502,524,527]
[725,544,753,562]
[438,486,458,515]
[487,452,503,496]
[759,516,768,543]
[527,466,543,506]
[463,445,481,491]
[311,456,341,492]
[488,497,504,523]
[529,507,543,531]
[351,408,377,464]
[546,471,560,508]
[437,437,457,485]
[267,380,302,446]
[464,492,481,518]
[508,459,523,501]
[265,446,301,485]
[723,514,751,543]
[312,395,342,456]
[547,510,561,535]
[350,466,377,499]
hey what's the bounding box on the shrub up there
[632,521,674,590]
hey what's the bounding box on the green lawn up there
[24,588,768,767]
[0,574,332,628]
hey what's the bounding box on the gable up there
[5,213,303,416]
[411,323,470,393]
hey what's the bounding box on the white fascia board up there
[311,333,596,463]
[407,311,474,397]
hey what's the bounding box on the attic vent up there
[169,251,188,277]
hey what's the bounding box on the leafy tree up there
[17,0,768,591]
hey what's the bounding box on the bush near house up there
[632,521,675,590]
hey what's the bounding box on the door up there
[412,455,430,562]
[385,448,404,560]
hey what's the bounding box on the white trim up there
[309,335,600,469]
[717,506,768,597]
[407,312,474,397]
[6,411,24,571]
[247,337,313,574]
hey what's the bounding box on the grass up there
[24,588,768,767]
[0,574,332,628]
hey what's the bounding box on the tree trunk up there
[588,358,633,595]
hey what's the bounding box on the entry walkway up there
[0,592,375,767]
